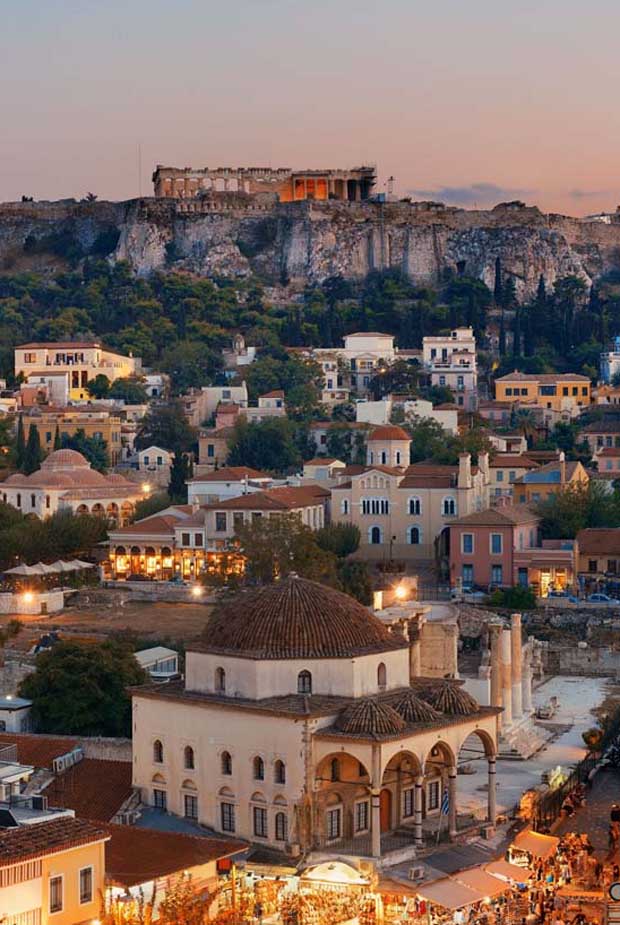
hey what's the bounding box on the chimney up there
[478,451,490,482]
[458,453,472,489]
[559,450,566,485]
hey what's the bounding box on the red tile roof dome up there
[41,449,90,470]
[387,689,444,724]
[418,681,480,716]
[336,697,406,737]
[368,425,410,441]
[196,575,408,660]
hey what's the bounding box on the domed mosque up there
[131,576,500,859]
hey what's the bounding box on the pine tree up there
[536,275,546,306]
[167,451,188,502]
[53,425,62,450]
[23,424,42,475]
[499,312,506,356]
[15,415,25,469]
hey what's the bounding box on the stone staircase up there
[499,720,553,760]
[606,901,620,925]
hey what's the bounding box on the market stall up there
[416,876,487,924]
[508,829,560,866]
[553,886,605,925]
[484,860,533,884]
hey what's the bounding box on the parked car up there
[587,592,620,605]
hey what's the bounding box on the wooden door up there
[380,788,392,832]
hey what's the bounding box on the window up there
[275,811,288,842]
[562,386,569,396]
[408,526,421,545]
[221,751,232,775]
[330,758,340,782]
[380,451,387,465]
[496,470,504,482]
[518,568,528,587]
[221,802,235,832]
[181,532,190,546]
[298,670,312,694]
[184,794,198,819]
[462,533,474,554]
[427,780,440,811]
[45,431,52,442]
[395,451,401,465]
[327,806,342,840]
[462,564,474,586]
[184,746,195,770]
[509,470,516,482]
[582,387,588,396]
[490,533,503,555]
[79,867,93,904]
[207,443,215,458]
[491,564,503,585]
[153,740,163,764]
[30,494,36,508]
[50,875,63,914]
[403,788,414,818]
[253,805,268,838]
[215,512,227,532]
[253,756,265,780]
[506,388,513,396]
[274,760,286,784]
[439,375,446,386]
[16,493,21,508]
[442,497,456,516]
[377,662,387,690]
[215,667,226,692]
[233,511,244,531]
[355,800,369,832]
[194,532,203,546]
[588,559,598,573]
[341,498,349,515]
[408,497,421,515]
[369,526,382,545]
[153,788,167,809]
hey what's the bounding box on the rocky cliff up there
[2,195,620,298]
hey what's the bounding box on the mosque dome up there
[335,698,407,737]
[417,681,480,716]
[41,449,90,470]
[387,689,444,724]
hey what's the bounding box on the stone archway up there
[380,749,425,844]
[422,741,457,841]
[313,752,371,850]
[457,728,498,826]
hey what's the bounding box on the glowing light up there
[141,482,151,494]
[394,584,408,601]
[191,585,203,598]
[22,591,34,604]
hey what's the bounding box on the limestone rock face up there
[1,196,620,298]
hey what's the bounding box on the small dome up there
[418,682,480,716]
[336,698,406,737]
[368,425,410,442]
[41,449,90,470]
[388,689,444,724]
[196,575,407,660]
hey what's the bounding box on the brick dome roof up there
[368,425,410,442]
[41,449,90,470]
[418,681,480,716]
[387,689,444,724]
[336,698,406,737]
[197,575,407,660]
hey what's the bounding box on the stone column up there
[522,650,533,714]
[487,756,497,825]
[355,180,361,201]
[511,612,523,720]
[501,628,513,728]
[371,745,382,859]
[448,766,457,841]
[488,622,502,710]
[414,775,424,847]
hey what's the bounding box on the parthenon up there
[152,164,376,202]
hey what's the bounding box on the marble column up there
[448,767,457,840]
[488,622,502,710]
[501,628,513,728]
[414,775,424,847]
[487,756,497,825]
[511,612,523,720]
[522,652,533,714]
[371,745,381,859]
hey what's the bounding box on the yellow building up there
[513,454,589,504]
[494,371,591,413]
[0,814,108,925]
[15,342,142,402]
[25,409,123,465]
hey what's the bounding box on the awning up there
[417,877,485,910]
[455,867,511,899]
[301,861,369,886]
[511,829,559,860]
[485,859,533,882]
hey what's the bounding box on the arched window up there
[215,667,226,693]
[341,498,349,515]
[369,526,382,545]
[442,497,456,516]
[395,451,401,465]
[184,746,195,770]
[221,751,232,775]
[275,812,288,842]
[253,756,265,781]
[330,758,340,782]
[369,452,374,465]
[380,451,387,465]
[408,526,421,545]
[153,740,163,764]
[274,760,286,784]
[377,662,387,691]
[408,497,421,516]
[298,670,312,695]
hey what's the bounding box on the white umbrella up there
[54,560,80,573]
[68,559,96,569]
[4,563,43,576]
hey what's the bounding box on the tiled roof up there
[399,475,455,489]
[194,575,408,660]
[580,418,620,434]
[576,528,620,555]
[0,817,108,866]
[18,341,101,349]
[0,733,79,769]
[189,466,269,482]
[260,390,285,398]
[203,485,329,512]
[44,759,133,822]
[489,455,538,468]
[108,515,178,538]
[368,425,410,441]
[451,506,538,527]
[105,824,246,887]
[336,698,406,737]
[417,681,480,716]
[597,447,620,457]
[496,371,591,383]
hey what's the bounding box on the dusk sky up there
[3,0,620,215]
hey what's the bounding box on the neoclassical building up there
[1,449,145,524]
[132,577,500,860]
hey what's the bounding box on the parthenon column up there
[501,628,513,728]
[511,613,523,720]
[414,775,424,847]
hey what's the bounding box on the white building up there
[601,336,620,385]
[135,647,180,681]
[14,341,142,402]
[183,383,249,427]
[422,327,478,410]
[136,446,172,472]
[187,466,273,505]
[356,398,459,434]
[0,697,32,733]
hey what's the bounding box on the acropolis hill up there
[2,192,620,297]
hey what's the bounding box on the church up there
[131,577,500,860]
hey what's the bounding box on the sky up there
[2,0,620,215]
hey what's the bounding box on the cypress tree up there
[15,415,25,469]
[512,308,522,357]
[167,451,188,502]
[494,257,503,306]
[23,424,42,475]
[536,275,546,306]
[499,312,506,356]
[53,425,62,450]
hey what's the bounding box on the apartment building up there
[495,371,591,414]
[15,342,141,402]
[23,407,123,464]
[512,454,589,504]
[422,327,478,410]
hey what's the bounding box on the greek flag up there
[441,787,450,816]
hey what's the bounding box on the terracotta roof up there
[0,817,108,866]
[451,506,538,527]
[0,733,79,769]
[189,466,269,482]
[202,485,328,512]
[496,371,591,383]
[108,514,179,538]
[418,681,480,716]
[368,425,410,441]
[597,447,620,457]
[387,690,444,724]
[105,824,246,888]
[18,341,101,350]
[336,698,406,737]
[489,455,538,468]
[305,457,341,466]
[580,419,620,434]
[194,575,408,660]
[346,331,393,337]
[260,390,285,398]
[42,449,90,469]
[44,759,133,822]
[576,528,620,555]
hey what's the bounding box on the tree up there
[316,523,360,558]
[534,482,620,539]
[22,424,42,475]
[243,354,323,418]
[168,452,190,502]
[159,341,223,394]
[61,429,108,472]
[403,416,448,464]
[14,414,25,469]
[498,312,506,356]
[368,359,420,400]
[108,376,148,403]
[131,492,171,522]
[227,418,301,473]
[137,400,197,452]
[331,402,356,422]
[337,560,373,605]
[19,639,148,736]
[53,425,62,450]
[86,373,111,399]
